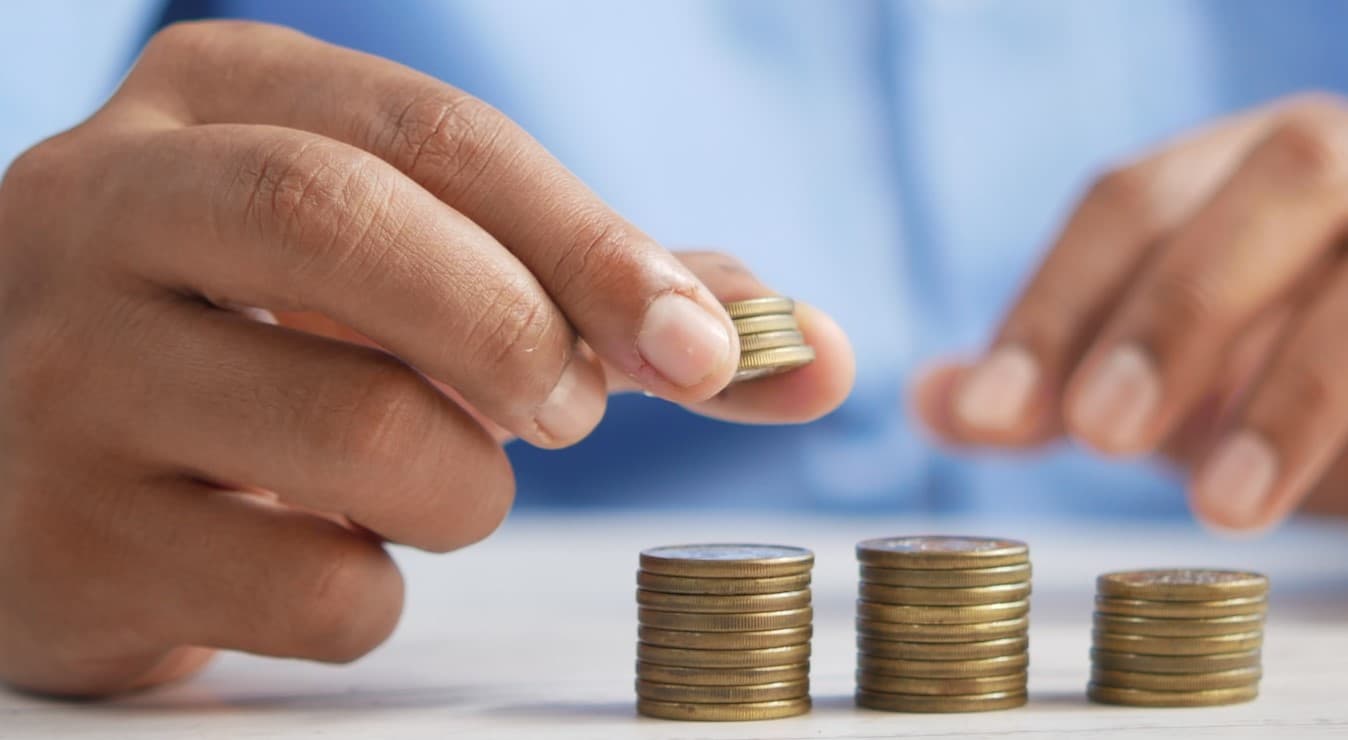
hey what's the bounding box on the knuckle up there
[1082,166,1156,221]
[381,93,513,201]
[297,542,403,662]
[550,212,645,299]
[1143,270,1230,335]
[1259,112,1348,185]
[318,355,435,469]
[1274,362,1341,420]
[1,136,72,211]
[466,285,560,403]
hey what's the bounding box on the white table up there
[4,513,1347,739]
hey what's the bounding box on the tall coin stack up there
[1089,569,1268,707]
[723,297,816,382]
[635,544,814,721]
[854,536,1031,713]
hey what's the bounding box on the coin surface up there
[1089,648,1262,675]
[860,563,1032,588]
[1087,682,1258,707]
[734,345,816,382]
[855,689,1027,713]
[858,582,1031,606]
[857,635,1028,661]
[732,313,800,336]
[856,671,1026,696]
[636,678,809,704]
[638,607,813,632]
[855,599,1030,625]
[638,589,811,614]
[640,544,814,578]
[636,697,811,721]
[639,625,813,650]
[1094,595,1267,619]
[1096,569,1268,601]
[636,662,810,687]
[723,296,796,319]
[1090,666,1261,691]
[1091,630,1263,656]
[856,616,1028,642]
[637,571,812,595]
[856,536,1029,570]
[737,329,807,353]
[637,643,811,668]
[1092,612,1263,637]
[858,652,1028,679]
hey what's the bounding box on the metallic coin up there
[640,544,814,578]
[857,616,1028,643]
[1092,612,1263,637]
[1096,569,1268,602]
[857,671,1026,696]
[723,296,796,319]
[857,635,1028,661]
[1092,630,1263,656]
[639,607,813,632]
[637,571,812,595]
[856,689,1027,713]
[636,678,809,704]
[734,345,816,382]
[1089,648,1261,675]
[860,563,1032,588]
[737,329,806,353]
[639,625,813,650]
[856,599,1029,624]
[858,651,1028,679]
[732,313,800,336]
[636,697,811,721]
[636,662,810,687]
[1087,682,1258,707]
[858,582,1031,606]
[638,589,811,614]
[638,643,811,669]
[1095,595,1267,619]
[1090,666,1261,691]
[856,536,1029,570]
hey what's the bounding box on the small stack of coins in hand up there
[854,536,1031,713]
[723,297,816,382]
[635,544,815,721]
[1089,569,1268,707]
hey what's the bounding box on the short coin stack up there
[723,296,816,382]
[854,536,1031,713]
[635,544,814,721]
[1089,569,1268,707]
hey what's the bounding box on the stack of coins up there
[854,536,1031,713]
[723,297,815,382]
[635,544,814,721]
[1089,569,1268,707]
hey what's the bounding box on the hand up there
[0,21,854,697]
[912,94,1348,532]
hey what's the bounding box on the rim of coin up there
[856,671,1027,697]
[1092,612,1264,637]
[637,571,812,595]
[1089,648,1261,675]
[737,329,807,353]
[637,643,811,668]
[858,652,1028,679]
[855,599,1030,625]
[858,582,1031,606]
[1096,569,1269,601]
[1094,595,1267,619]
[636,678,809,704]
[638,589,812,614]
[638,606,813,632]
[1090,666,1262,692]
[732,313,800,336]
[855,689,1027,713]
[1087,682,1258,707]
[857,635,1028,661]
[857,616,1028,643]
[1091,630,1263,656]
[636,697,811,721]
[636,662,810,687]
[639,625,813,650]
[734,345,816,383]
[723,296,796,319]
[639,544,814,578]
[856,536,1029,570]
[860,563,1032,588]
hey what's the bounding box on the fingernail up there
[1069,343,1160,450]
[534,357,604,445]
[637,293,732,388]
[1194,431,1278,527]
[955,345,1040,430]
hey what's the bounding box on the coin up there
[636,697,811,721]
[1090,666,1261,691]
[858,652,1029,678]
[636,662,810,687]
[1089,648,1261,675]
[855,689,1027,713]
[637,571,812,595]
[855,599,1029,625]
[638,643,811,668]
[858,582,1031,606]
[1091,630,1263,656]
[639,625,813,650]
[856,616,1028,642]
[1087,682,1258,707]
[856,536,1029,570]
[723,296,796,319]
[860,563,1032,588]
[732,313,800,336]
[636,678,809,704]
[857,635,1028,661]
[736,329,806,353]
[1092,612,1263,637]
[638,607,813,632]
[640,544,814,578]
[735,345,816,382]
[856,671,1026,696]
[1096,569,1268,602]
[1095,595,1267,619]
[638,589,811,613]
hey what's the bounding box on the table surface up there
[3,512,1347,739]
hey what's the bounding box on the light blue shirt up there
[5,1,1347,515]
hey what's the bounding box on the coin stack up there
[723,297,816,382]
[854,536,1031,713]
[1089,569,1268,707]
[635,544,814,721]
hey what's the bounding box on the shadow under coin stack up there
[723,297,816,382]
[635,544,814,721]
[854,536,1031,713]
[1089,569,1268,707]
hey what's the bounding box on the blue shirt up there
[5,1,1347,515]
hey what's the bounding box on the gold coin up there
[857,671,1026,696]
[1092,630,1263,656]
[636,697,811,721]
[860,563,1032,588]
[1087,682,1258,707]
[858,652,1028,679]
[732,313,799,336]
[640,544,814,578]
[1095,595,1267,619]
[855,599,1029,624]
[637,643,811,668]
[856,616,1028,642]
[638,589,811,614]
[737,329,806,352]
[636,662,810,687]
[1096,569,1268,602]
[858,582,1031,606]
[1089,648,1261,675]
[636,678,809,704]
[857,635,1028,661]
[638,607,813,632]
[637,571,812,595]
[734,345,816,382]
[639,625,813,650]
[856,536,1029,570]
[1092,612,1263,637]
[856,689,1026,713]
[723,296,796,319]
[1090,666,1261,691]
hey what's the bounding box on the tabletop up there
[3,512,1347,739]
